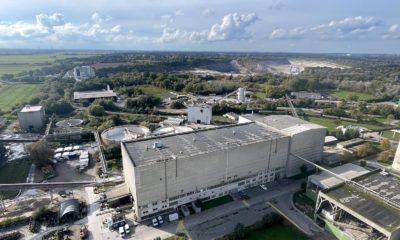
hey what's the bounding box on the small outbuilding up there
[59,199,79,222]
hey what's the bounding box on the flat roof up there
[241,114,326,135]
[73,90,117,100]
[123,122,287,167]
[20,105,43,113]
[324,183,400,232]
[355,171,400,207]
[309,163,369,189]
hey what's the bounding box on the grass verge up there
[200,195,234,211]
[305,116,388,132]
[0,158,32,199]
[327,90,377,101]
[247,224,308,240]
[382,130,400,142]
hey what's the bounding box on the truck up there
[168,213,179,222]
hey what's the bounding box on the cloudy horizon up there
[1,0,400,53]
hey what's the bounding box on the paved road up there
[82,180,302,240]
[184,181,301,240]
[268,192,322,236]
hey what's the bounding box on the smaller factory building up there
[313,169,400,240]
[187,105,212,124]
[73,86,117,102]
[73,66,95,80]
[18,105,45,132]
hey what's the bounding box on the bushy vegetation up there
[125,95,161,113]
[26,140,54,167]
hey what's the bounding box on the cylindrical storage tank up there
[237,88,245,102]
[153,126,193,136]
[56,119,83,128]
[101,125,151,145]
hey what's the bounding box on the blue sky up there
[0,0,399,53]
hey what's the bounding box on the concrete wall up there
[286,128,326,177]
[392,143,400,172]
[187,106,212,124]
[125,136,290,220]
[324,220,353,240]
[17,108,45,132]
[121,144,138,214]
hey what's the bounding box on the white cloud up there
[311,16,381,38]
[174,10,184,16]
[269,27,306,40]
[158,27,207,43]
[383,24,400,39]
[0,12,143,46]
[156,12,259,43]
[207,13,259,41]
[202,8,215,17]
[36,13,65,28]
[389,24,400,33]
[268,2,285,10]
[91,12,112,24]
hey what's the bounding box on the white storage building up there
[122,122,290,220]
[122,114,326,221]
[187,105,212,124]
[18,105,46,132]
[239,114,327,177]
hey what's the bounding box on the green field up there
[0,52,98,65]
[0,84,43,112]
[0,52,99,75]
[328,90,377,101]
[0,159,32,199]
[305,116,387,132]
[247,224,308,240]
[382,130,400,141]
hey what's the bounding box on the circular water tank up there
[56,119,83,128]
[153,126,193,136]
[101,125,151,145]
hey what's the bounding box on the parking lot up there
[82,180,301,240]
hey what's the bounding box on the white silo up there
[392,143,400,171]
[237,88,245,103]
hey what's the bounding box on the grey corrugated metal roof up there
[309,163,369,189]
[73,90,117,100]
[123,122,288,167]
[241,114,326,136]
[59,199,79,219]
[20,105,43,113]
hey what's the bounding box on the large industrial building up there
[17,105,46,132]
[239,114,327,177]
[121,115,326,221]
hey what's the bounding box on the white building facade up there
[240,115,327,177]
[73,66,95,80]
[122,123,290,221]
[18,105,45,132]
[187,105,212,124]
[291,91,321,100]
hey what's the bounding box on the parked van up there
[119,226,125,237]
